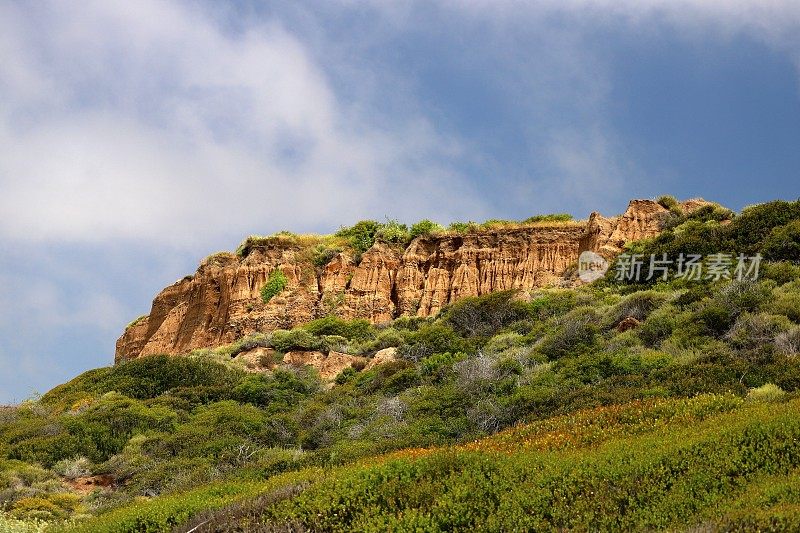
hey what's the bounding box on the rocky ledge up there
[116,199,708,362]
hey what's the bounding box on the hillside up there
[1,197,800,532]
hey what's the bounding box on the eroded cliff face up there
[115,199,702,362]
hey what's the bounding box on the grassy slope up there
[60,394,800,532]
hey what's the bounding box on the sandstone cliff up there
[115,199,704,362]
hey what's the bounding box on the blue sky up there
[1,0,799,403]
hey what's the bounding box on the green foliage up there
[0,514,51,533]
[762,261,800,285]
[480,218,516,229]
[335,220,382,257]
[397,324,468,362]
[447,221,479,233]
[125,315,147,329]
[444,291,529,338]
[302,316,374,342]
[59,471,317,533]
[728,200,800,254]
[409,219,444,240]
[522,213,574,224]
[606,290,668,324]
[537,307,599,359]
[612,199,800,284]
[260,269,288,304]
[253,397,800,532]
[746,383,786,403]
[637,307,677,347]
[656,194,679,210]
[374,219,410,245]
[763,220,800,261]
[269,329,323,352]
[42,356,244,406]
[311,244,341,269]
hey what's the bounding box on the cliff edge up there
[115,199,705,362]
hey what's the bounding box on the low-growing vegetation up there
[3,198,800,531]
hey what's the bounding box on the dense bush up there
[409,219,444,240]
[612,199,800,284]
[269,329,323,353]
[762,220,800,261]
[42,356,244,406]
[335,220,381,258]
[444,291,529,338]
[537,307,599,359]
[374,220,410,245]
[302,317,374,342]
[260,270,288,304]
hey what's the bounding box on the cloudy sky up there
[1,0,799,402]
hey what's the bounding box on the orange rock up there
[364,347,398,371]
[65,474,115,494]
[616,316,642,333]
[282,350,367,381]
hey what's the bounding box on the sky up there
[1,0,799,403]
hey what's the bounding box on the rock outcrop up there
[115,199,706,362]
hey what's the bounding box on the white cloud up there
[0,0,485,247]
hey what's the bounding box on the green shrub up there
[334,367,358,385]
[696,302,735,337]
[776,327,800,358]
[522,213,574,224]
[260,269,288,304]
[763,220,800,261]
[762,262,800,285]
[483,332,524,355]
[537,308,599,359]
[528,290,578,320]
[269,329,322,352]
[727,200,800,254]
[746,383,786,403]
[375,219,410,245]
[419,352,466,383]
[656,195,679,210]
[725,313,791,351]
[61,472,317,533]
[607,290,668,325]
[257,398,800,531]
[52,456,92,479]
[448,221,479,233]
[397,324,468,362]
[43,355,244,404]
[637,307,677,347]
[227,334,271,358]
[409,220,444,240]
[311,244,341,269]
[302,316,374,342]
[336,220,382,256]
[481,219,516,229]
[445,291,529,338]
